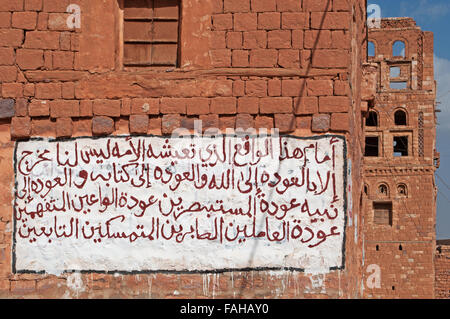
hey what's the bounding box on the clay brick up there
[48,13,70,30]
[294,96,319,115]
[161,114,181,135]
[15,98,28,117]
[236,114,254,130]
[232,50,249,67]
[276,0,301,12]
[199,114,219,131]
[186,98,209,115]
[149,117,162,131]
[312,113,330,132]
[59,32,70,50]
[131,98,160,115]
[278,49,300,68]
[0,99,15,119]
[210,49,231,67]
[180,117,197,131]
[2,83,23,97]
[268,30,291,48]
[226,32,243,49]
[257,12,280,30]
[311,50,349,68]
[219,116,235,131]
[212,14,233,31]
[282,12,308,29]
[24,31,60,49]
[0,47,15,65]
[224,0,250,13]
[234,13,257,31]
[56,117,72,137]
[52,51,74,70]
[130,114,149,134]
[304,0,332,11]
[330,113,349,131]
[16,49,43,70]
[79,100,92,117]
[25,0,43,11]
[282,79,306,97]
[43,50,52,69]
[251,0,276,12]
[260,97,292,113]
[237,97,259,114]
[92,116,114,136]
[331,30,350,49]
[10,281,36,295]
[0,12,10,28]
[0,66,17,82]
[31,118,55,136]
[210,97,236,114]
[255,115,273,129]
[29,100,49,117]
[209,31,226,49]
[211,0,223,13]
[296,116,312,129]
[0,29,23,47]
[12,11,37,30]
[268,79,281,96]
[43,0,69,12]
[245,80,267,97]
[93,100,120,117]
[62,82,75,99]
[0,0,23,11]
[11,117,31,139]
[307,80,334,96]
[250,49,277,67]
[333,0,350,11]
[274,113,295,133]
[49,100,79,118]
[319,96,350,113]
[160,98,187,114]
[37,12,48,30]
[311,12,350,30]
[35,83,61,99]
[243,31,267,49]
[292,30,303,48]
[334,80,349,95]
[233,80,245,96]
[24,83,35,97]
[304,30,332,49]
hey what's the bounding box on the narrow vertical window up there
[368,41,375,57]
[123,0,180,67]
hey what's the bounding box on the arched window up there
[368,41,375,57]
[397,184,408,197]
[364,184,369,196]
[378,184,389,197]
[366,111,378,126]
[392,41,406,57]
[394,109,407,125]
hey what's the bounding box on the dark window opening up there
[365,136,379,157]
[373,202,393,226]
[393,136,408,157]
[399,245,403,251]
[364,185,369,195]
[392,286,395,291]
[397,184,407,197]
[123,0,180,67]
[376,245,379,251]
[366,111,378,127]
[378,184,388,196]
[394,110,407,125]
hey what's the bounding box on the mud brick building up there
[0,0,444,299]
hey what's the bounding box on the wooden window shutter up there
[123,0,180,67]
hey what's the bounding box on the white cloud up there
[435,55,450,132]
[400,0,450,19]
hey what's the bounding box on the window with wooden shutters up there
[123,0,180,67]
[373,202,393,226]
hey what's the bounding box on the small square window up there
[373,202,393,226]
[123,0,180,67]
[393,136,408,157]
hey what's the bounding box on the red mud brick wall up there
[0,0,369,298]
[435,243,450,299]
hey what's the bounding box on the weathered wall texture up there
[362,18,438,298]
[435,241,450,299]
[0,0,440,299]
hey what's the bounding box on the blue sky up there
[368,0,450,239]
